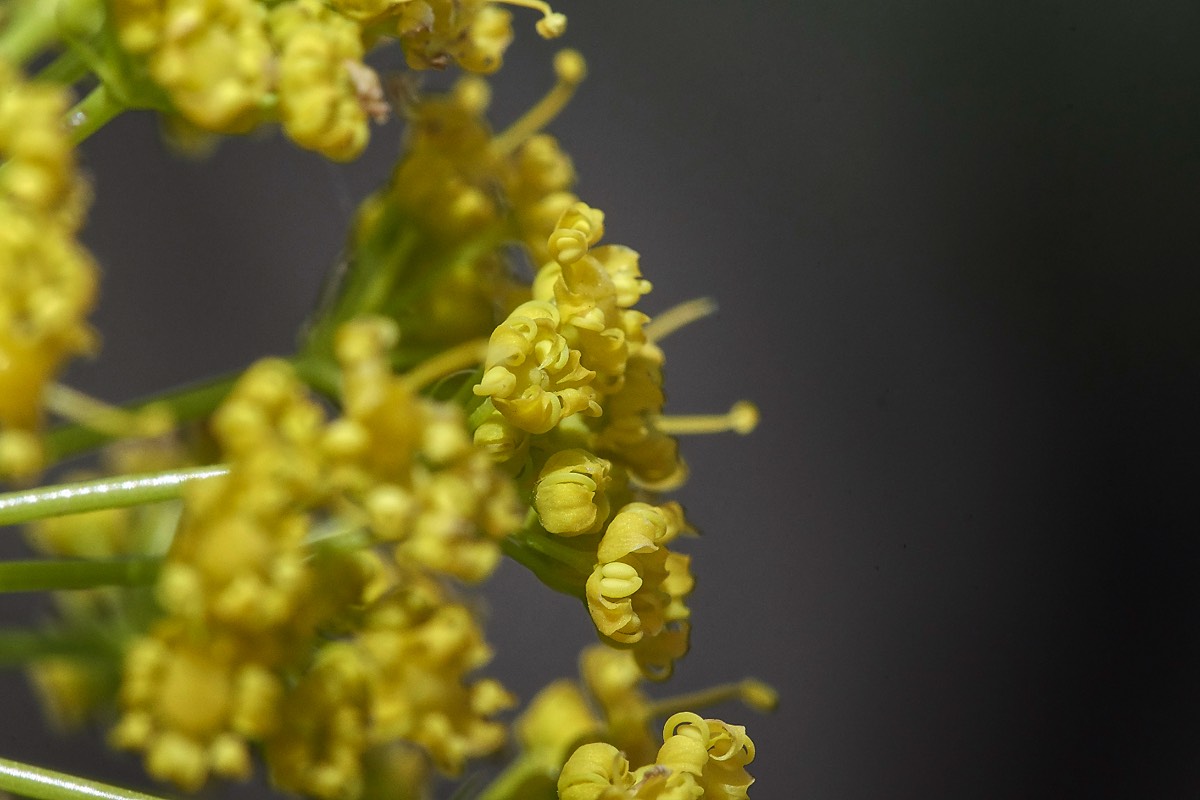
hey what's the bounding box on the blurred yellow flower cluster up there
[0,61,97,479]
[105,324,520,796]
[105,0,565,158]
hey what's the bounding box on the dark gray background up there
[3,1,1200,797]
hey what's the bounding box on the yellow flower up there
[0,64,81,217]
[557,714,756,800]
[330,317,522,582]
[269,0,378,161]
[515,680,602,770]
[389,0,564,74]
[534,448,613,535]
[111,624,283,790]
[159,360,324,632]
[557,741,639,800]
[114,0,274,131]
[592,353,687,490]
[660,713,756,800]
[557,741,701,800]
[474,300,600,434]
[578,645,657,767]
[266,643,372,800]
[533,201,655,398]
[357,584,515,774]
[0,62,97,479]
[585,502,694,679]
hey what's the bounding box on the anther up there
[653,400,759,436]
[494,0,567,38]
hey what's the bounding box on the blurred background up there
[3,1,1200,797]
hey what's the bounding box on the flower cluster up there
[468,196,730,679]
[106,324,521,796]
[104,0,566,158]
[2,2,774,798]
[0,61,97,479]
[558,713,756,800]
[500,644,773,800]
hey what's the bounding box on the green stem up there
[44,372,240,461]
[518,529,596,574]
[477,754,556,800]
[66,83,126,145]
[501,536,586,598]
[0,557,160,593]
[0,466,227,526]
[0,629,102,666]
[0,0,57,65]
[293,356,342,402]
[0,755,168,800]
[35,48,90,85]
[43,356,341,463]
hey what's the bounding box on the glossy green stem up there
[66,84,126,145]
[0,0,57,64]
[0,466,227,526]
[0,756,168,800]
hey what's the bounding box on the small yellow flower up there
[533,202,656,398]
[390,0,564,74]
[557,714,756,800]
[120,0,273,131]
[660,713,756,800]
[474,300,600,434]
[557,741,638,800]
[111,625,282,790]
[161,360,324,632]
[515,680,602,770]
[585,503,694,679]
[358,585,515,774]
[0,62,97,479]
[270,0,380,161]
[534,448,613,535]
[578,645,657,767]
[331,317,522,582]
[266,643,372,800]
[592,354,687,490]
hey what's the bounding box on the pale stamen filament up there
[45,383,172,438]
[644,297,718,342]
[645,678,780,720]
[402,338,490,391]
[653,401,760,436]
[491,49,586,157]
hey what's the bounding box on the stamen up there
[644,297,718,342]
[402,338,490,391]
[644,678,780,720]
[653,401,759,436]
[44,384,172,438]
[494,0,567,38]
[491,49,586,157]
